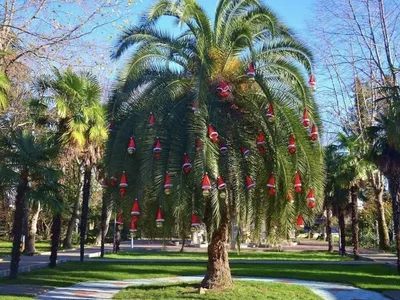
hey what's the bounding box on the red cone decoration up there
[108,119,115,132]
[191,212,200,226]
[287,190,294,204]
[192,98,200,113]
[294,171,302,193]
[195,138,203,151]
[240,146,250,157]
[116,211,123,224]
[216,81,230,99]
[148,112,155,126]
[208,124,218,143]
[288,134,296,155]
[153,137,162,159]
[156,206,164,222]
[219,142,228,153]
[130,217,137,232]
[110,174,117,187]
[307,188,316,209]
[308,75,316,91]
[267,172,276,195]
[256,131,266,145]
[266,103,275,120]
[217,176,226,190]
[296,214,305,228]
[101,178,108,189]
[302,108,310,127]
[119,171,128,187]
[247,62,255,78]
[131,199,140,216]
[245,175,255,190]
[164,172,173,195]
[182,153,192,174]
[120,187,126,197]
[127,137,136,154]
[202,173,212,190]
[310,124,318,142]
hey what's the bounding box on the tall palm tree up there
[37,68,108,266]
[106,0,324,289]
[0,130,59,279]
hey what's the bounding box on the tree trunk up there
[350,185,360,259]
[338,206,346,256]
[49,212,61,268]
[9,173,28,279]
[80,165,92,262]
[100,196,112,258]
[388,176,400,273]
[63,198,79,249]
[201,194,232,289]
[326,203,333,252]
[24,202,41,255]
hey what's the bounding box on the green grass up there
[0,261,398,292]
[0,296,34,300]
[0,241,51,257]
[114,281,322,300]
[104,250,351,261]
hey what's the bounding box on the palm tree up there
[37,68,108,266]
[0,130,59,279]
[0,51,10,111]
[106,0,324,289]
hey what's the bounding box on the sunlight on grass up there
[0,241,51,257]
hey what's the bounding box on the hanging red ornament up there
[156,206,164,227]
[120,187,126,197]
[266,103,275,120]
[208,124,218,143]
[294,171,302,193]
[153,137,162,159]
[308,75,316,91]
[219,142,228,153]
[288,134,296,155]
[267,172,276,195]
[119,171,128,188]
[307,200,316,209]
[101,178,108,189]
[256,131,266,145]
[148,112,155,126]
[195,138,203,151]
[217,176,226,190]
[192,98,200,113]
[127,137,136,154]
[131,199,140,216]
[108,119,115,132]
[302,108,310,127]
[247,62,255,78]
[202,173,212,196]
[110,174,117,187]
[182,153,192,174]
[307,188,316,209]
[116,211,123,224]
[296,214,305,228]
[216,81,230,99]
[191,212,200,227]
[310,124,318,142]
[240,146,250,157]
[164,172,173,195]
[245,175,255,190]
[287,190,294,204]
[130,217,137,232]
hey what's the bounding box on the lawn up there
[0,241,51,257]
[0,261,398,292]
[104,250,351,261]
[114,281,322,300]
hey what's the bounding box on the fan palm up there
[106,0,324,289]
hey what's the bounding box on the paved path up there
[36,276,390,300]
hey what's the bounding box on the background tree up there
[105,0,324,289]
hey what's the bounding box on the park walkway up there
[36,275,390,300]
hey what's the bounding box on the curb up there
[0,259,69,278]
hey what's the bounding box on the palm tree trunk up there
[326,204,333,252]
[24,202,41,255]
[80,165,92,262]
[338,206,346,256]
[9,173,28,279]
[63,198,79,249]
[350,186,360,259]
[388,176,400,273]
[49,192,63,268]
[100,196,112,258]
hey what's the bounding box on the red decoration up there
[307,200,316,209]
[302,108,310,127]
[191,212,200,226]
[108,120,115,132]
[307,188,315,209]
[164,172,173,188]
[216,81,230,99]
[119,171,128,188]
[219,142,228,153]
[202,173,212,190]
[182,153,192,174]
[296,214,304,228]
[101,179,108,189]
[192,98,200,113]
[267,172,276,195]
[266,103,274,119]
[119,187,126,197]
[208,125,218,143]
[256,131,266,145]
[240,146,250,157]
[195,138,203,151]
[131,199,140,216]
[156,207,164,222]
[153,137,162,159]
[245,175,255,190]
[247,62,255,77]
[148,112,155,126]
[308,75,316,91]
[287,190,294,204]
[294,171,302,193]
[130,217,137,232]
[288,134,296,155]
[310,124,318,142]
[116,211,123,224]
[217,176,226,190]
[110,175,117,187]
[127,137,136,154]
